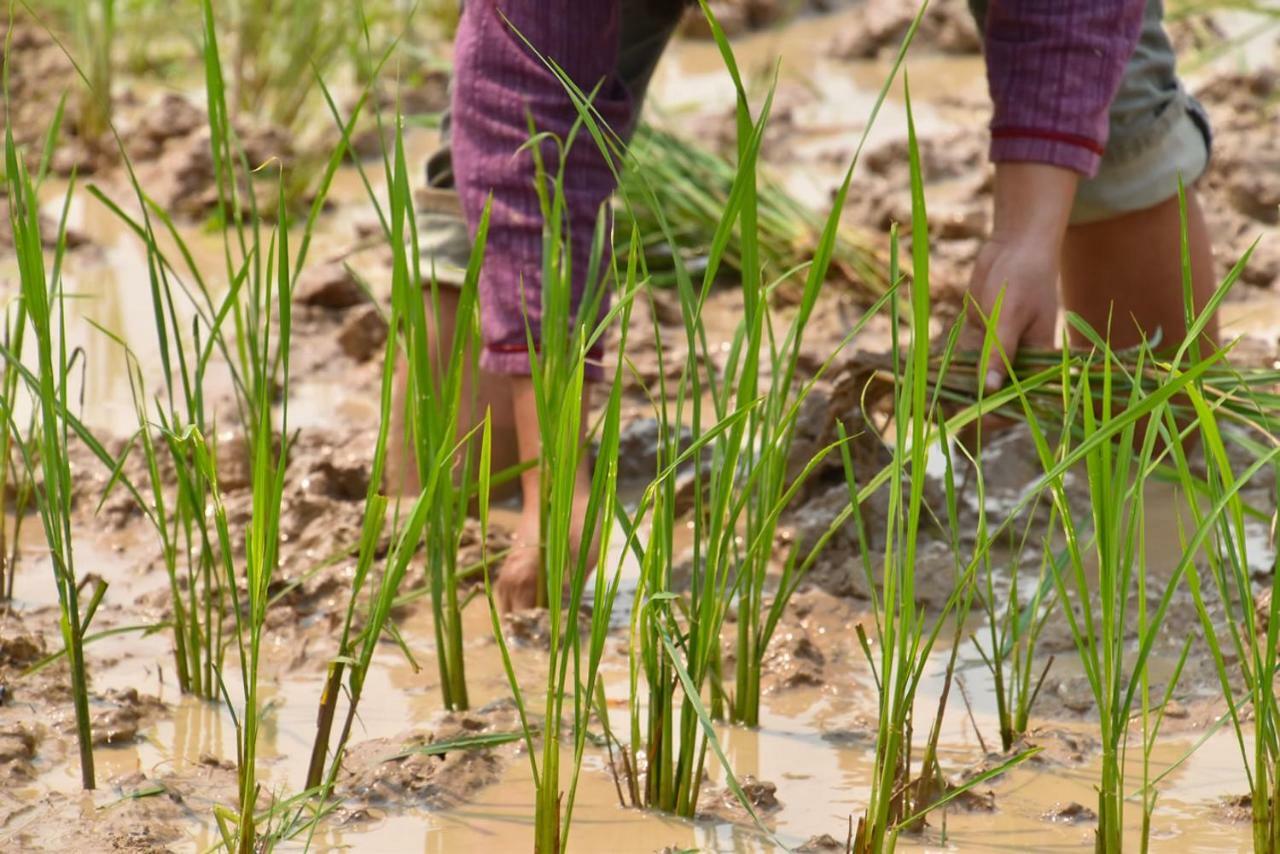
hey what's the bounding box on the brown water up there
[5,490,1259,852]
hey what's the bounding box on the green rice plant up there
[154,4,308,847]
[465,81,637,847]
[1167,386,1280,851]
[622,123,889,302]
[186,171,293,854]
[963,424,1059,752]
[533,0,918,818]
[91,334,227,701]
[304,100,491,800]
[847,93,1039,849]
[389,106,482,713]
[2,104,98,788]
[520,153,629,854]
[222,0,348,132]
[1141,188,1280,852]
[991,266,1255,850]
[76,0,364,700]
[68,0,115,144]
[967,505,1058,753]
[0,298,35,602]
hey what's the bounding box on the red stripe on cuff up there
[991,127,1105,157]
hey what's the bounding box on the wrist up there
[989,162,1079,247]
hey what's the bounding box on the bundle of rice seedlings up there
[622,122,890,302]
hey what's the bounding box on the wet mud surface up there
[1,3,1279,852]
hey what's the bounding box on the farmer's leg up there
[393,0,687,505]
[453,0,638,610]
[1059,0,1217,349]
[386,284,521,500]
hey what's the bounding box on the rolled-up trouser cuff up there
[1070,94,1213,225]
[481,344,606,382]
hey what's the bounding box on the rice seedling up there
[967,501,1058,753]
[534,0,925,820]
[71,0,362,702]
[187,171,292,854]
[305,92,490,799]
[962,411,1059,752]
[847,92,1040,850]
[1168,390,1280,851]
[988,269,1256,850]
[0,297,35,602]
[222,0,348,133]
[144,4,312,846]
[96,334,227,700]
[460,66,638,844]
[1139,188,1280,852]
[68,0,115,144]
[0,35,67,604]
[519,158,630,854]
[2,94,98,787]
[539,6,804,813]
[0,285,38,607]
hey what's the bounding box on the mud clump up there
[146,130,218,217]
[0,632,44,670]
[698,774,781,823]
[761,625,826,690]
[340,701,520,809]
[125,92,205,161]
[86,688,166,746]
[338,304,390,362]
[617,417,694,481]
[1196,67,1280,289]
[1022,728,1099,767]
[1043,801,1097,824]
[798,834,845,852]
[214,432,253,492]
[137,108,301,219]
[0,723,38,782]
[0,771,188,851]
[828,0,980,59]
[296,262,367,310]
[342,736,504,808]
[1218,793,1253,823]
[500,606,595,649]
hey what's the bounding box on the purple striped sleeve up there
[982,0,1145,176]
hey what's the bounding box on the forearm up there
[990,162,1078,246]
[452,0,629,379]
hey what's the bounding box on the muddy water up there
[4,481,1262,851]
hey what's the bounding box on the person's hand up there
[497,513,541,612]
[963,234,1060,390]
[960,162,1080,391]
